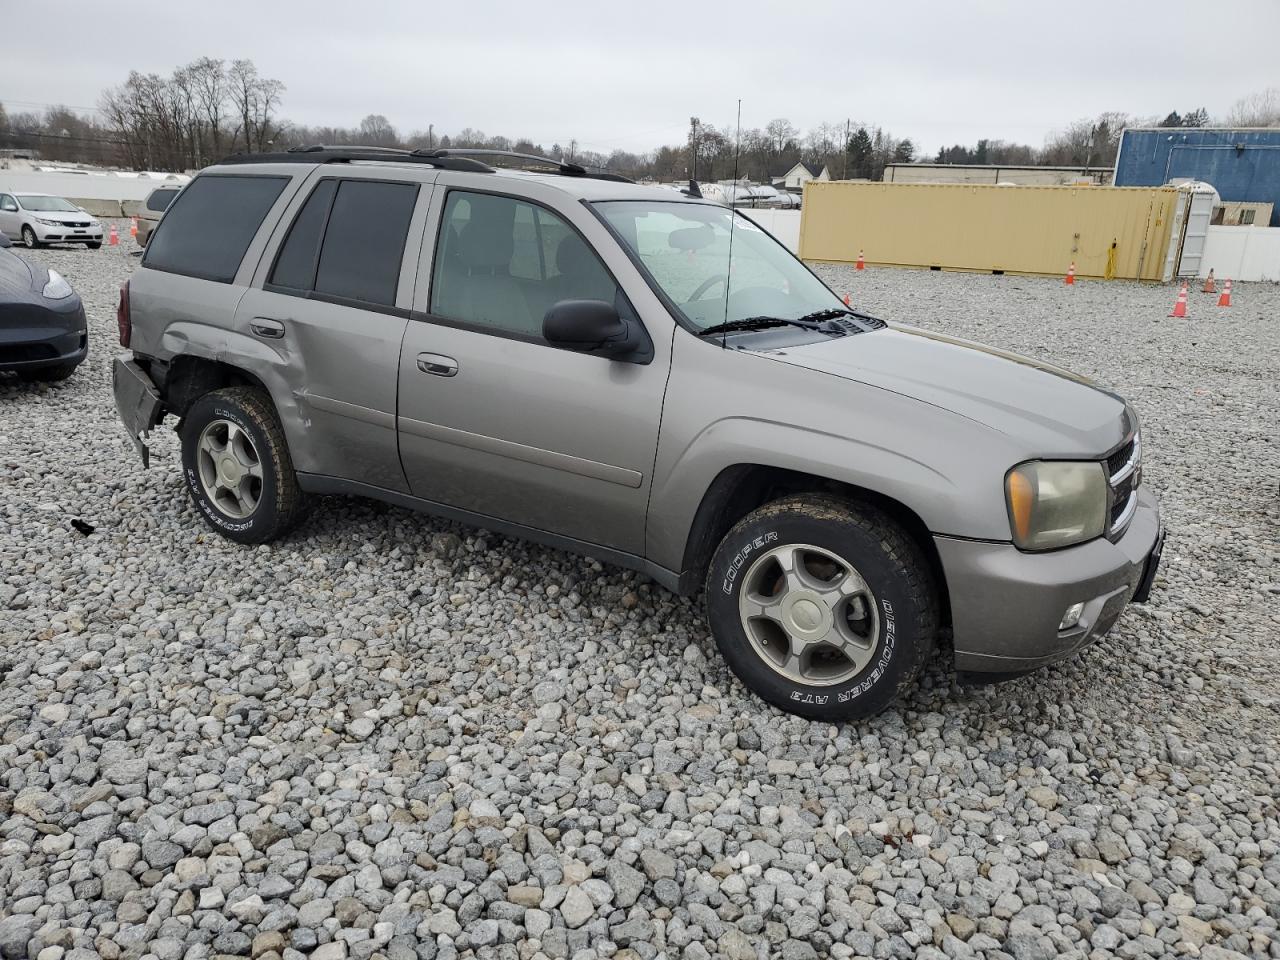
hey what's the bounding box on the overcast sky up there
[5,0,1278,156]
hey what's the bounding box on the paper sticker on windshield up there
[735,219,763,232]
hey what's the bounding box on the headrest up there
[457,220,513,270]
[555,233,595,279]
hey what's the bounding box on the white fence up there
[0,168,188,217]
[740,209,801,253]
[1195,226,1280,283]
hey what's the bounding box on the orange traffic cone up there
[842,294,851,307]
[1217,279,1232,307]
[109,223,119,246]
[129,216,138,237]
[1065,261,1076,285]
[1168,282,1188,318]
[855,250,865,271]
[1202,269,1216,294]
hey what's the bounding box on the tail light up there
[117,281,131,347]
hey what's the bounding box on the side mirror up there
[543,299,641,360]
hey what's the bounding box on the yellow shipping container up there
[799,181,1179,281]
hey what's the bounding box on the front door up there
[397,185,670,556]
[0,194,19,238]
[237,172,430,492]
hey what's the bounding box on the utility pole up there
[689,116,700,182]
[569,139,577,162]
[843,118,850,180]
[428,124,434,150]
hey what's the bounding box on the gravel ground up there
[2,225,1278,960]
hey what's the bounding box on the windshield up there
[594,200,843,331]
[17,195,80,212]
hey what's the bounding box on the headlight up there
[42,269,73,300]
[1005,460,1107,550]
[36,218,62,226]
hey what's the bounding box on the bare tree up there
[191,57,228,159]
[765,118,797,154]
[1226,87,1280,127]
[358,114,399,147]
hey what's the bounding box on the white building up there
[775,162,831,191]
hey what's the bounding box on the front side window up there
[16,195,80,212]
[431,191,618,338]
[0,195,16,212]
[594,200,842,331]
[144,174,288,283]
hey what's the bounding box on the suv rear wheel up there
[180,386,303,544]
[705,495,938,720]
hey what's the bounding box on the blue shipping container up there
[1114,128,1280,226]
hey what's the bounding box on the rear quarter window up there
[143,174,288,283]
[146,189,180,212]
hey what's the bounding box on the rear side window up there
[146,189,179,212]
[314,180,418,307]
[144,175,287,283]
[269,180,337,291]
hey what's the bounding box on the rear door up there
[238,169,432,492]
[396,178,672,556]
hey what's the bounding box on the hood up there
[0,248,39,304]
[25,209,95,223]
[765,325,1132,456]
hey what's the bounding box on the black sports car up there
[0,233,88,382]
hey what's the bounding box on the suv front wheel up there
[706,495,938,720]
[180,386,303,544]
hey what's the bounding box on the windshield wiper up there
[696,316,828,338]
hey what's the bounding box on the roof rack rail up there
[413,148,634,183]
[217,145,494,173]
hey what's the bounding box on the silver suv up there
[113,146,1163,719]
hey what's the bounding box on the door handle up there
[250,317,286,339]
[417,353,458,377]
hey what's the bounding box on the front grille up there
[1104,435,1141,536]
[64,221,91,228]
[1110,474,1136,526]
[1106,440,1135,477]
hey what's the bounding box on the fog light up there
[1059,602,1085,631]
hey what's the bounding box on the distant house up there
[775,161,830,192]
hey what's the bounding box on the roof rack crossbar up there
[218,145,494,173]
[415,148,634,183]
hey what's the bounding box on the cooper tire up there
[180,386,303,544]
[705,494,938,720]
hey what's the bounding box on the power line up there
[0,130,125,146]
[1,97,107,116]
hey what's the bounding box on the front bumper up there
[936,486,1162,674]
[0,300,89,371]
[33,222,103,244]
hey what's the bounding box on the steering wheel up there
[687,275,727,303]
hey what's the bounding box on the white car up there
[0,192,104,249]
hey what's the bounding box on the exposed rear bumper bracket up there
[113,356,164,468]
